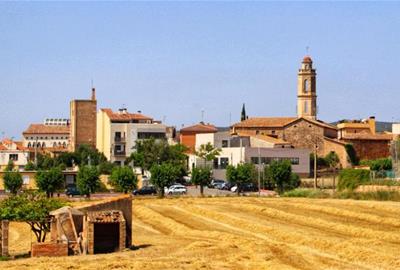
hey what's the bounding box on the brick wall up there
[31,243,68,257]
[70,100,97,151]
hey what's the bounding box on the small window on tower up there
[304,80,309,93]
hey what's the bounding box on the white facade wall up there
[23,134,69,149]
[0,151,29,168]
[393,123,400,135]
[195,133,215,150]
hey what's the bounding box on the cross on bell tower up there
[297,55,317,120]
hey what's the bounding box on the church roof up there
[236,131,291,145]
[232,117,297,128]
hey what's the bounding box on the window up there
[213,158,219,169]
[220,158,229,169]
[137,132,165,139]
[53,142,57,147]
[23,176,30,185]
[256,130,260,135]
[222,140,228,148]
[251,157,259,165]
[271,130,276,135]
[28,142,31,148]
[9,154,18,161]
[304,79,309,93]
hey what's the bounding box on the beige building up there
[297,56,317,119]
[0,139,29,171]
[97,108,167,165]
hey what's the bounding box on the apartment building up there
[97,108,167,165]
[0,139,29,171]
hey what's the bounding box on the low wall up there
[356,185,400,193]
[32,243,68,257]
[75,195,132,248]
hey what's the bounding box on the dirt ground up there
[2,197,400,270]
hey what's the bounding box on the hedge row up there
[338,169,370,191]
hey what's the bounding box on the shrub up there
[345,144,359,165]
[150,163,181,197]
[337,169,370,191]
[360,158,392,171]
[3,171,23,195]
[282,188,329,198]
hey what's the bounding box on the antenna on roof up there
[201,109,205,123]
[306,46,310,54]
[91,79,94,88]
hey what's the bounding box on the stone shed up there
[85,210,126,254]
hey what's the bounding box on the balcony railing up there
[113,150,126,156]
[114,136,126,143]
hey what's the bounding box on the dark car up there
[65,185,81,197]
[208,179,226,189]
[239,183,259,192]
[133,186,157,196]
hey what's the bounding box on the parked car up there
[231,183,259,193]
[167,184,187,195]
[65,185,81,197]
[209,179,226,189]
[219,182,234,190]
[133,186,157,196]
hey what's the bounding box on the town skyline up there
[1,2,400,138]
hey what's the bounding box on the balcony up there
[113,150,126,157]
[114,136,126,143]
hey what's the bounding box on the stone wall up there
[341,139,391,160]
[75,195,132,248]
[70,99,97,151]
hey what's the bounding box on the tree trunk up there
[200,185,204,196]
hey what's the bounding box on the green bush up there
[3,171,23,195]
[282,188,329,198]
[337,169,370,191]
[264,160,300,193]
[334,190,400,201]
[360,158,392,171]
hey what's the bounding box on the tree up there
[191,167,212,196]
[25,161,36,171]
[194,142,221,168]
[5,160,14,171]
[265,160,300,194]
[0,192,64,242]
[35,167,65,198]
[128,138,188,177]
[3,171,23,195]
[226,163,256,195]
[345,144,359,166]
[150,163,180,197]
[76,165,100,198]
[109,166,138,193]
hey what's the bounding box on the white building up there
[0,139,29,171]
[189,131,310,179]
[97,108,167,165]
[22,119,70,151]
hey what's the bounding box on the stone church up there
[231,56,351,168]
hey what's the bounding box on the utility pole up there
[314,143,317,189]
[258,147,261,196]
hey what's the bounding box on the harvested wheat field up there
[2,197,400,270]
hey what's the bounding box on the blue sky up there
[1,2,400,138]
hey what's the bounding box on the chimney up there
[91,88,96,101]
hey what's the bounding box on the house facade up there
[0,139,29,171]
[97,108,167,165]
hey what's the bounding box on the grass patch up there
[282,188,330,198]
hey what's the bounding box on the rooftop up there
[101,108,153,122]
[180,122,218,133]
[23,124,70,135]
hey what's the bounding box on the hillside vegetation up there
[3,197,400,270]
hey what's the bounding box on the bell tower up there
[297,56,317,119]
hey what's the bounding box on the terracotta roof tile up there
[23,124,70,135]
[87,210,125,223]
[101,108,153,121]
[341,133,393,141]
[233,117,297,128]
[180,123,218,133]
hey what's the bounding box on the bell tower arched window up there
[304,79,309,93]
